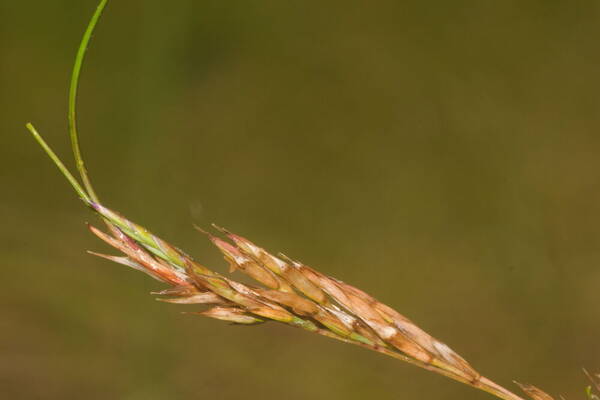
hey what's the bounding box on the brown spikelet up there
[225,233,327,304]
[255,289,320,316]
[210,235,291,291]
[195,307,264,325]
[514,382,555,400]
[155,292,227,305]
[87,224,188,286]
[151,285,197,296]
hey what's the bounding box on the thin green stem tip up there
[25,123,91,203]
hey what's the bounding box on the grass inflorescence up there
[25,1,594,399]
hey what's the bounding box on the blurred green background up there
[2,1,599,399]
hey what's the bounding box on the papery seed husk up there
[515,382,555,400]
[156,292,226,305]
[211,236,288,290]
[151,285,198,296]
[88,251,150,275]
[256,290,320,316]
[200,307,263,324]
[88,224,188,286]
[279,266,327,305]
[313,311,353,337]
[373,302,438,353]
[431,341,478,378]
[225,234,327,303]
[248,306,295,323]
[387,332,433,363]
[198,275,266,310]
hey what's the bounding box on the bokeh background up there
[2,1,599,399]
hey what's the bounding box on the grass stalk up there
[68,0,108,203]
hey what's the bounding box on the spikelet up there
[514,382,555,400]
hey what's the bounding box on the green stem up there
[25,123,90,203]
[68,0,109,203]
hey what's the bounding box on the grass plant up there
[25,1,593,399]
